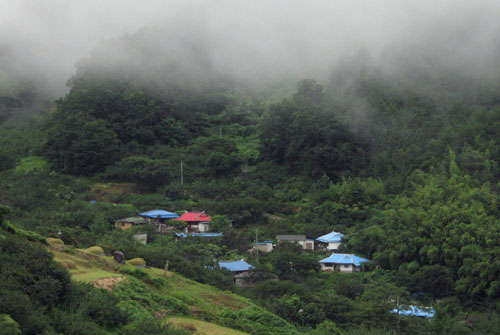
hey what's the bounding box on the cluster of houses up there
[115,209,216,234]
[115,210,369,274]
[254,231,369,273]
[113,209,432,316]
[115,209,222,244]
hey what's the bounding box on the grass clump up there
[60,260,77,270]
[13,156,48,175]
[120,267,165,288]
[86,246,104,255]
[47,238,64,246]
[167,317,248,335]
[128,257,146,267]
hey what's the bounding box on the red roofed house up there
[175,212,212,232]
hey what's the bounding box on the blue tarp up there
[139,210,179,219]
[392,305,435,318]
[316,231,344,243]
[218,260,254,272]
[175,233,223,238]
[254,240,274,245]
[319,253,370,266]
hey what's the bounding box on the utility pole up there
[255,228,259,263]
[219,127,222,137]
[180,160,184,185]
[164,260,169,277]
[396,295,400,335]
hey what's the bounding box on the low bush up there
[86,246,104,255]
[128,258,146,267]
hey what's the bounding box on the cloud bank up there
[1,0,499,96]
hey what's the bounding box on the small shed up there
[234,271,279,287]
[276,235,314,250]
[114,217,148,230]
[218,259,254,275]
[315,231,344,251]
[132,233,148,245]
[253,241,274,253]
[319,253,369,273]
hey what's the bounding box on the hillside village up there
[3,4,500,332]
[113,208,370,280]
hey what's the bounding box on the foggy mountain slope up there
[2,1,500,96]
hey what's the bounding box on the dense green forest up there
[3,26,500,334]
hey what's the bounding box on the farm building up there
[114,217,148,230]
[234,271,279,287]
[276,235,314,250]
[319,253,369,273]
[253,241,274,253]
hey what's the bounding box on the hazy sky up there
[1,0,500,95]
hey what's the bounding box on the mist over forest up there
[2,0,500,95]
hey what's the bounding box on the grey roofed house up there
[116,217,148,225]
[276,235,314,250]
[276,235,307,241]
[115,216,149,230]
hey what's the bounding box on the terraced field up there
[49,245,297,335]
[166,317,248,335]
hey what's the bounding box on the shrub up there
[60,260,77,270]
[114,277,190,318]
[86,246,105,255]
[0,314,21,335]
[128,258,146,267]
[119,268,165,288]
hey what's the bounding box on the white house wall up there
[327,242,341,250]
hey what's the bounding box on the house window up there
[343,264,350,268]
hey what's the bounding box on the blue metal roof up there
[392,305,435,318]
[319,253,370,266]
[316,231,344,243]
[175,233,223,238]
[218,260,254,272]
[139,210,179,219]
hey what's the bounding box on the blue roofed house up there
[319,253,370,273]
[139,210,180,233]
[208,259,255,286]
[218,259,254,275]
[139,209,179,220]
[315,231,344,251]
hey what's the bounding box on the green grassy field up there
[51,247,250,320]
[50,246,298,335]
[166,317,248,335]
[51,249,122,282]
[54,247,250,314]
